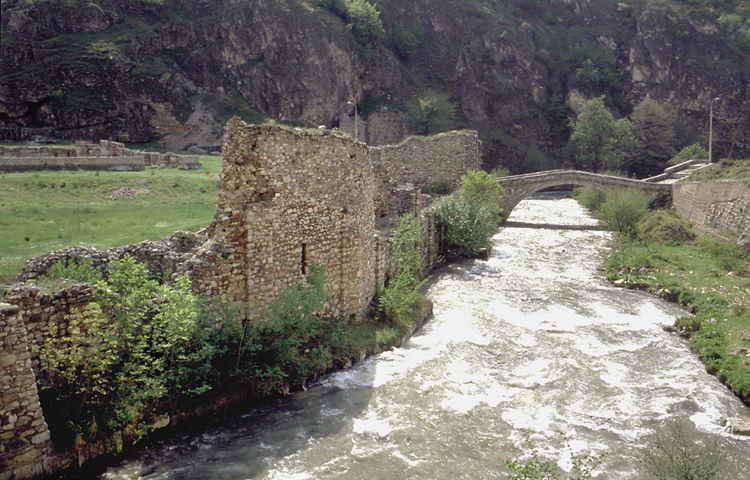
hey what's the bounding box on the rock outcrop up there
[1,0,747,170]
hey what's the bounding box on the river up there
[81,194,750,479]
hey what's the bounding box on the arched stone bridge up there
[496,170,672,222]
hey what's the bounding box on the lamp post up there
[709,97,720,163]
[347,101,358,141]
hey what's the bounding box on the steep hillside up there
[1,0,748,173]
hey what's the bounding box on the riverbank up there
[601,207,750,405]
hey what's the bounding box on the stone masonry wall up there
[705,198,750,245]
[186,118,376,317]
[672,180,750,246]
[672,180,750,225]
[0,121,467,478]
[0,303,52,480]
[369,132,480,193]
[1,284,97,372]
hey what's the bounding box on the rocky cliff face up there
[1,0,748,170]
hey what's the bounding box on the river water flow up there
[90,194,750,479]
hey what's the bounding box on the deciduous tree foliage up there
[627,99,676,178]
[406,89,457,135]
[569,96,635,173]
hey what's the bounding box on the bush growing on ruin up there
[594,188,648,237]
[379,213,428,324]
[435,170,503,258]
[39,255,216,444]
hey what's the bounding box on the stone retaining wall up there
[672,180,750,225]
[672,180,750,246]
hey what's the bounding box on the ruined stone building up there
[182,117,481,318]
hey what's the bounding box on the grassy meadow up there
[0,156,222,282]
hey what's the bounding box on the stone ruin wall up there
[0,140,203,172]
[0,122,482,478]
[186,119,376,317]
[369,132,481,188]
[0,303,52,480]
[339,108,410,147]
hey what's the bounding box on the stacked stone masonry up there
[369,133,481,189]
[0,120,482,478]
[0,304,51,480]
[0,140,203,172]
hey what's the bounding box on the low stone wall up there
[0,303,52,480]
[15,232,201,285]
[0,140,202,172]
[0,156,146,171]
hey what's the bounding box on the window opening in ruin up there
[301,243,308,275]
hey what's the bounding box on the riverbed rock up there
[725,416,750,436]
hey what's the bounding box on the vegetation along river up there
[82,194,750,479]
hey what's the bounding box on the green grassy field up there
[0,156,222,282]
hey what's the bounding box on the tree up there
[569,96,635,172]
[627,99,676,178]
[406,90,457,135]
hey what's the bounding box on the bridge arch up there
[496,170,672,222]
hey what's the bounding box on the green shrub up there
[639,420,729,480]
[435,195,498,257]
[319,0,384,40]
[458,170,504,220]
[379,214,428,324]
[573,186,606,211]
[698,238,750,275]
[421,179,456,195]
[40,257,102,284]
[39,255,216,444]
[253,264,340,388]
[435,170,503,258]
[393,19,424,59]
[595,188,649,237]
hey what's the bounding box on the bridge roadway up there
[496,169,672,222]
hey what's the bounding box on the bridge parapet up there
[496,170,671,222]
